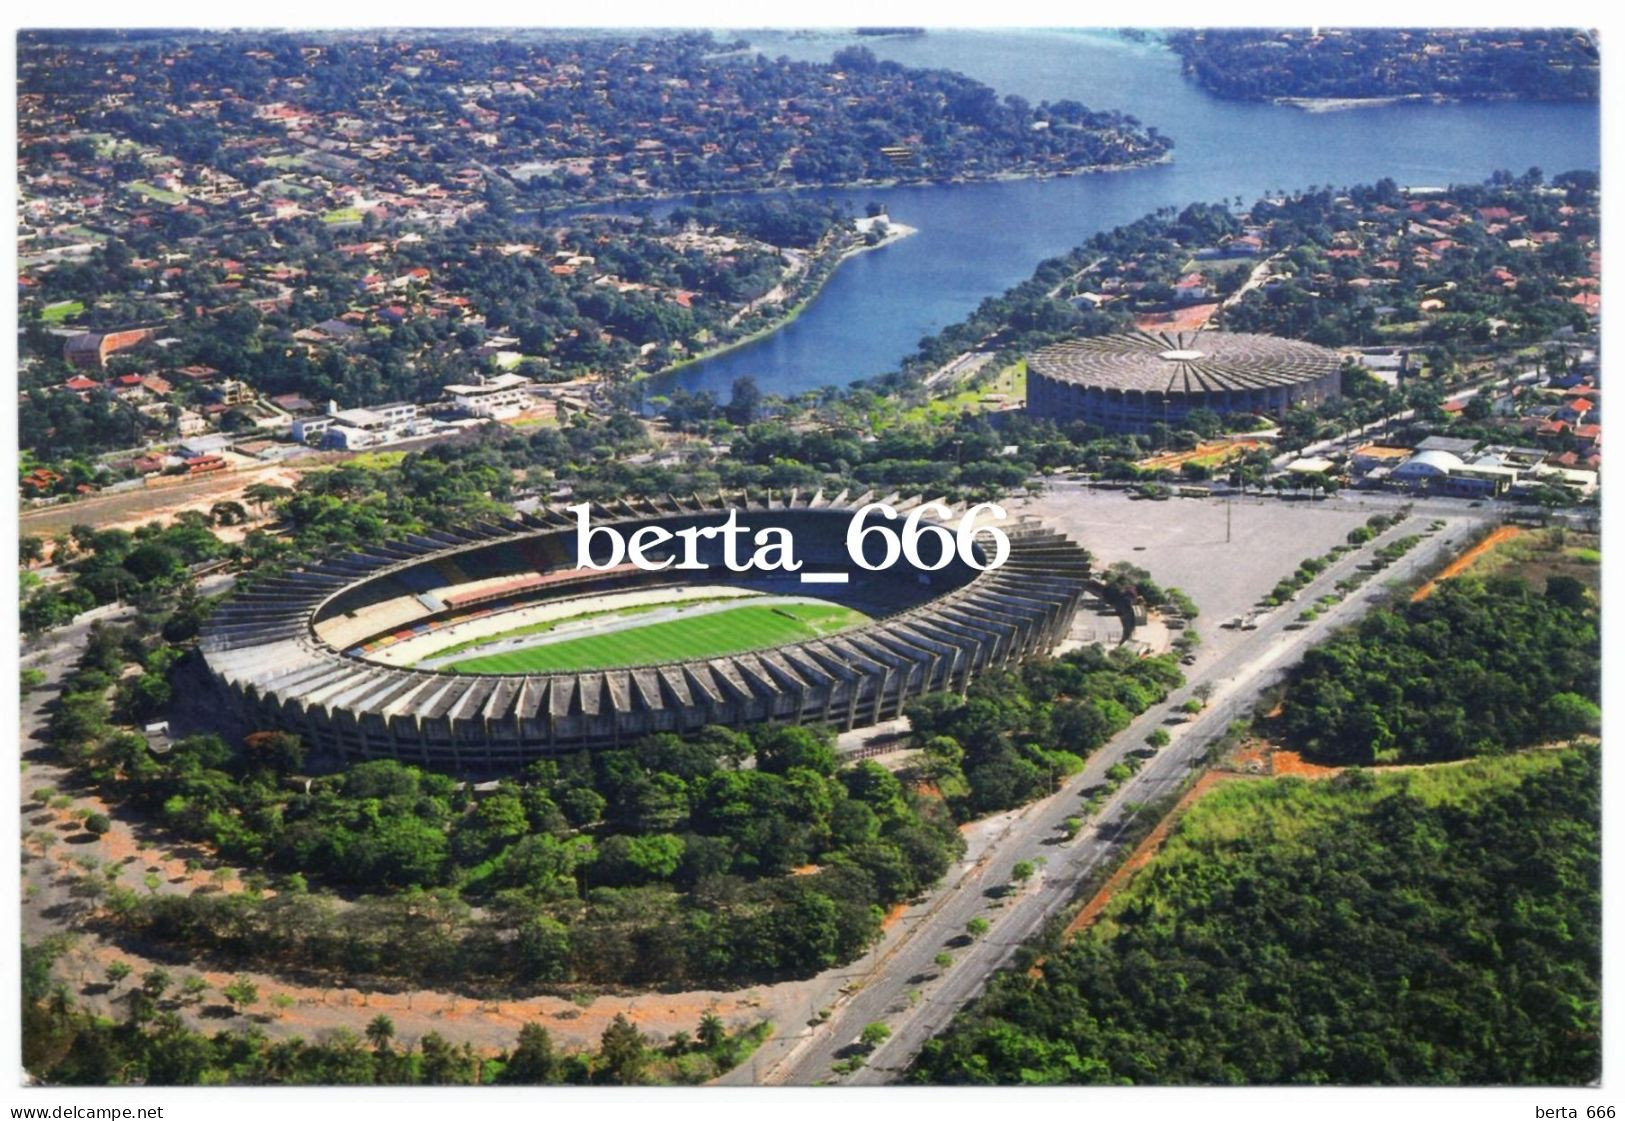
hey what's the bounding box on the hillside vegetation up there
[1279,571,1599,765]
[912,746,1600,1084]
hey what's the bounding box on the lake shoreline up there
[534,152,1175,217]
[645,219,921,384]
[586,30,1595,403]
[1269,91,1588,112]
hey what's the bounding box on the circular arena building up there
[200,492,1093,771]
[1026,329,1341,433]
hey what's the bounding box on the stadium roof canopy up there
[1028,330,1340,395]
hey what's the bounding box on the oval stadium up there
[200,493,1094,771]
[1026,329,1341,433]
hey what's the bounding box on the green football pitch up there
[444,602,869,674]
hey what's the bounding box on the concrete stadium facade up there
[200,493,1094,771]
[1027,329,1341,433]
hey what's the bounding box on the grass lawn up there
[445,602,869,674]
[128,181,185,205]
[344,450,408,471]
[261,178,315,198]
[421,596,747,664]
[86,132,142,157]
[1178,256,1256,277]
[323,206,365,224]
[1473,527,1601,592]
[901,359,1027,425]
[501,414,561,430]
[40,300,85,323]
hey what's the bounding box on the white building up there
[293,399,421,447]
[442,372,536,419]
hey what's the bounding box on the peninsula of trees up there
[21,31,1170,207]
[1168,29,1599,104]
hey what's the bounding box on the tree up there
[696,1010,727,1051]
[210,500,249,526]
[1545,692,1601,737]
[754,724,838,776]
[243,731,307,774]
[1011,861,1035,884]
[596,1013,650,1085]
[141,968,172,1000]
[222,976,259,1015]
[503,1023,563,1084]
[419,1032,478,1085]
[243,482,292,515]
[860,1022,892,1049]
[365,1014,396,1052]
[725,376,762,426]
[966,917,990,939]
[104,961,132,989]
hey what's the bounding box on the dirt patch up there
[1412,525,1523,601]
[1134,302,1221,332]
[1226,736,1342,781]
[1230,740,1271,774]
[22,462,310,538]
[1269,750,1342,779]
[54,935,765,1056]
[1137,439,1265,472]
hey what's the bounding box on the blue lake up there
[630,29,1599,401]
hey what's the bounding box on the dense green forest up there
[906,644,1185,817]
[24,942,766,1085]
[1168,29,1598,102]
[1278,571,1599,765]
[912,746,1600,1084]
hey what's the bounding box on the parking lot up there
[1011,484,1440,628]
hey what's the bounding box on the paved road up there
[20,602,139,747]
[722,513,1476,1085]
[19,573,234,743]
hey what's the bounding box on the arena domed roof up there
[1028,330,1340,395]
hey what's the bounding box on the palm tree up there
[696,1010,726,1051]
[366,1014,396,1052]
